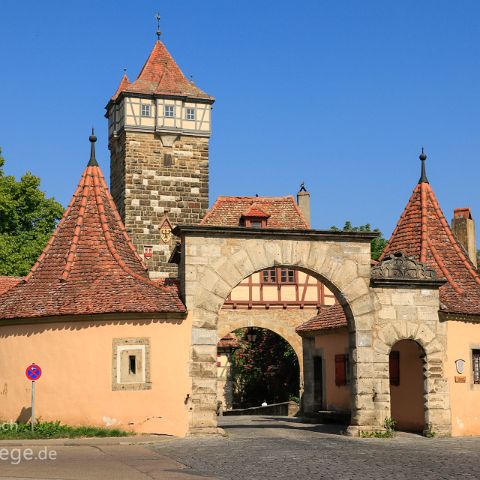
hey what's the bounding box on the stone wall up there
[109,130,209,278]
[371,286,451,436]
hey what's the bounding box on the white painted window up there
[112,338,151,391]
[164,105,175,117]
[186,108,195,121]
[141,104,151,117]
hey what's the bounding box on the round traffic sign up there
[25,364,42,381]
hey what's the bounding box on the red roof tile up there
[381,176,480,316]
[296,304,347,334]
[201,196,309,229]
[0,276,22,295]
[117,41,213,101]
[0,143,185,320]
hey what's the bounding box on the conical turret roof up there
[111,73,130,100]
[381,153,480,316]
[0,136,185,320]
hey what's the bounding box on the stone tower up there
[106,33,214,278]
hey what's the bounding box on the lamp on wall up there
[246,328,257,342]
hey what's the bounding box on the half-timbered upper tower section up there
[106,34,214,278]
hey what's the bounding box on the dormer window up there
[250,218,264,228]
[241,217,267,228]
[164,105,175,117]
[240,203,270,228]
[141,104,151,117]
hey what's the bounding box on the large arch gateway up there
[175,225,451,436]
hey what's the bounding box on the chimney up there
[297,182,311,227]
[451,208,477,267]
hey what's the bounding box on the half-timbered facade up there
[224,268,336,310]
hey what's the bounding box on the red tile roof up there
[201,196,309,229]
[0,143,185,320]
[241,204,270,219]
[0,276,22,295]
[381,176,480,316]
[296,304,347,335]
[111,73,130,100]
[113,41,213,101]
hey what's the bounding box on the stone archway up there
[374,321,451,436]
[389,339,426,432]
[217,326,301,412]
[176,227,377,434]
[217,314,303,373]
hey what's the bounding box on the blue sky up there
[1,1,479,239]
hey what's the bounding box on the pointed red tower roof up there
[0,133,185,320]
[111,72,130,100]
[118,40,213,101]
[381,150,480,316]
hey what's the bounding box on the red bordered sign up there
[25,364,42,381]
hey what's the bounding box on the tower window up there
[186,108,196,120]
[141,104,151,117]
[164,105,175,117]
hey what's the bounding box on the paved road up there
[0,443,212,480]
[1,417,479,479]
[151,416,480,480]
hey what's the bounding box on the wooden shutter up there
[335,354,347,386]
[389,351,400,386]
[313,356,323,403]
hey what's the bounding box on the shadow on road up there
[219,415,347,436]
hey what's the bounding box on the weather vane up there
[156,13,161,40]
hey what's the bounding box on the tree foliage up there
[0,149,64,276]
[330,221,387,260]
[230,328,300,408]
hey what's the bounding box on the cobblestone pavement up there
[151,416,480,480]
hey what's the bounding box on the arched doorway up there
[389,339,426,433]
[217,327,300,413]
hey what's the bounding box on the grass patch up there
[0,421,131,440]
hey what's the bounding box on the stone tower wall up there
[109,130,209,278]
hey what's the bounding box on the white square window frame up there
[112,337,151,391]
[140,104,151,118]
[185,107,196,121]
[164,105,175,118]
[116,345,146,384]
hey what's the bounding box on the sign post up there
[25,363,42,431]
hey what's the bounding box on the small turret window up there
[141,104,151,117]
[164,105,175,117]
[186,108,196,120]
